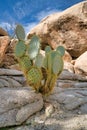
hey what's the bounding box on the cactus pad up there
[56,46,65,56]
[19,56,32,73]
[47,51,56,73]
[15,24,25,40]
[28,35,40,59]
[53,55,63,75]
[43,56,48,69]
[14,41,26,57]
[35,54,44,68]
[27,67,42,85]
[45,46,52,54]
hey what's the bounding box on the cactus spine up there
[14,24,65,96]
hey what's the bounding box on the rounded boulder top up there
[0,27,8,36]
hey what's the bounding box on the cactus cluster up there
[14,24,65,96]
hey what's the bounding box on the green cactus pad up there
[53,54,63,75]
[35,54,44,68]
[43,56,48,69]
[27,67,42,85]
[19,56,32,73]
[47,51,56,73]
[14,41,26,57]
[56,46,65,56]
[28,35,40,59]
[15,24,25,40]
[45,46,52,54]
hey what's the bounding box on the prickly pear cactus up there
[14,41,26,57]
[28,35,40,60]
[27,67,42,91]
[14,24,65,96]
[19,56,32,73]
[15,24,25,40]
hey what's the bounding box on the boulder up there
[2,39,18,68]
[0,87,43,127]
[0,27,8,36]
[0,36,10,66]
[74,51,87,76]
[27,1,87,58]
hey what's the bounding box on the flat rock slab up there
[0,68,23,76]
[59,70,87,81]
[0,76,26,88]
[0,69,26,88]
[48,87,87,112]
[0,87,43,128]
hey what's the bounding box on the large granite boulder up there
[27,1,87,58]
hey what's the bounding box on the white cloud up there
[13,2,26,19]
[0,22,16,36]
[13,0,31,19]
[36,9,61,21]
[0,22,15,31]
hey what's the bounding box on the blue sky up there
[0,0,84,34]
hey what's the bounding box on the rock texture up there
[0,68,87,129]
[74,51,87,75]
[0,87,43,127]
[2,39,18,68]
[0,36,10,66]
[64,61,74,73]
[27,1,87,58]
[0,69,25,88]
[0,69,44,128]
[47,70,87,111]
[63,51,72,62]
[0,27,8,36]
